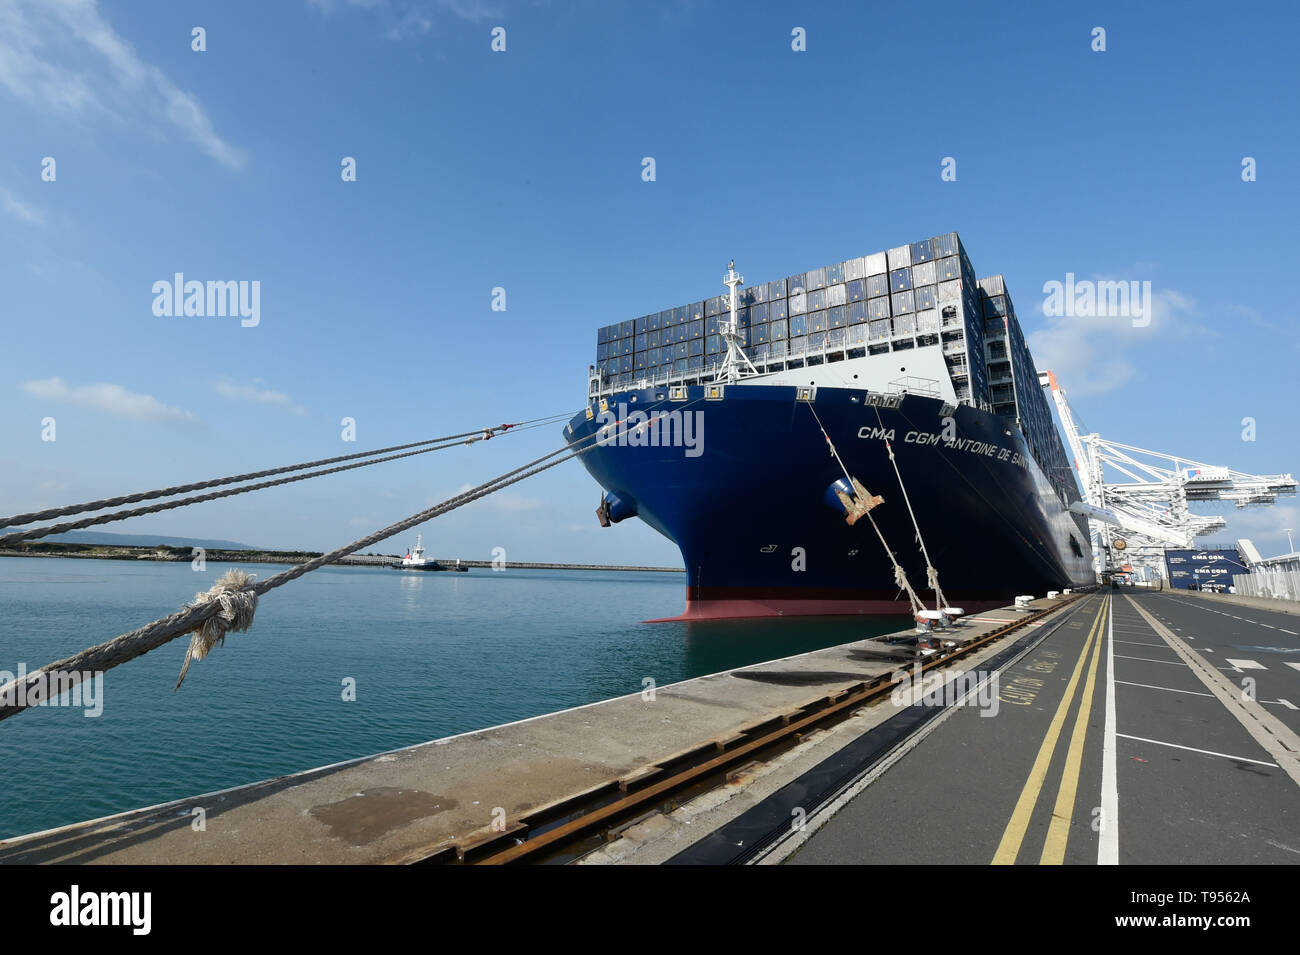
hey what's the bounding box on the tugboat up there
[394,534,442,572]
[392,534,470,572]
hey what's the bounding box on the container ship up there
[563,232,1095,620]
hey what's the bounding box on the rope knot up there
[175,569,258,689]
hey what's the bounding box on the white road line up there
[1100,597,1119,866]
[1281,629,1298,636]
[1116,733,1280,767]
[1279,699,1298,711]
[1114,639,1166,648]
[1115,654,1186,666]
[1226,659,1267,671]
[1287,663,1300,673]
[1115,679,1213,698]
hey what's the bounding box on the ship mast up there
[717,259,759,383]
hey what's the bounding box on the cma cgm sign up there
[1163,549,1246,589]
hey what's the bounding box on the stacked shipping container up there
[594,231,991,406]
[978,275,1079,515]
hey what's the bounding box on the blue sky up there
[2,0,1298,565]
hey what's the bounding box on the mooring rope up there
[873,407,949,613]
[0,412,574,529]
[0,437,596,721]
[805,402,925,616]
[0,415,576,547]
[0,400,700,722]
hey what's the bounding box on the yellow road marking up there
[991,595,1107,865]
[1040,594,1107,864]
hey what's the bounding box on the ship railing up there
[885,376,942,398]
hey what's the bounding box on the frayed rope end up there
[175,569,259,690]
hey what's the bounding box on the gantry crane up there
[1041,371,1297,577]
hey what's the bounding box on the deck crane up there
[1040,371,1297,578]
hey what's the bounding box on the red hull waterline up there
[646,589,1011,623]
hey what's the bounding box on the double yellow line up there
[992,594,1109,865]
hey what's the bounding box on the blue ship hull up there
[565,383,1094,619]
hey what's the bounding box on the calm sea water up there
[0,556,907,839]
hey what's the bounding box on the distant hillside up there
[0,530,259,550]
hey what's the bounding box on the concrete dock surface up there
[0,597,1063,864]
[785,590,1300,864]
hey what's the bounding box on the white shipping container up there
[912,260,937,285]
[864,251,888,276]
[887,244,912,269]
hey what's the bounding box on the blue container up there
[751,301,769,322]
[620,319,635,338]
[915,286,937,311]
[689,337,704,356]
[635,352,648,370]
[828,305,847,328]
[687,355,704,372]
[847,278,866,303]
[890,267,913,292]
[769,298,788,321]
[635,333,648,352]
[750,283,768,304]
[705,334,722,355]
[689,319,704,339]
[790,313,808,336]
[909,238,934,263]
[768,278,788,299]
[771,339,788,359]
[788,273,807,296]
[809,330,827,347]
[770,319,788,340]
[752,322,770,344]
[807,288,826,311]
[848,300,869,324]
[826,262,845,285]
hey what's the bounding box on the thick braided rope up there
[4,434,497,546]
[0,413,572,528]
[0,437,594,722]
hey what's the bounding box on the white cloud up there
[21,377,198,423]
[0,0,246,168]
[453,482,542,512]
[0,186,45,225]
[1026,273,1199,397]
[307,0,500,39]
[214,378,307,416]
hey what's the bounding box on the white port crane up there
[1041,370,1297,576]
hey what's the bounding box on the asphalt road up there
[788,590,1300,864]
